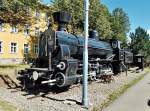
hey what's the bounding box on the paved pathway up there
[103,72,150,111]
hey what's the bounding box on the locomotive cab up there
[110,39,134,74]
[110,39,125,74]
[110,39,124,61]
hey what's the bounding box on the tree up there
[89,0,112,39]
[0,0,8,10]
[129,27,150,59]
[0,0,43,24]
[51,0,84,34]
[111,8,130,42]
[0,0,11,21]
[51,0,112,38]
[21,0,41,9]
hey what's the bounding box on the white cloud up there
[147,29,150,35]
[126,33,131,43]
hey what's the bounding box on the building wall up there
[0,12,47,64]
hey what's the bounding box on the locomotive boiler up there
[17,11,133,89]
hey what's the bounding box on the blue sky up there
[42,0,150,34]
[101,0,150,34]
[42,0,50,4]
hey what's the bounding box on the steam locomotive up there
[17,12,135,89]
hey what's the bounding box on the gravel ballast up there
[0,71,147,111]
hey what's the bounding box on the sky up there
[101,0,150,34]
[42,0,150,34]
[42,0,50,4]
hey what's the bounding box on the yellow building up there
[0,11,48,64]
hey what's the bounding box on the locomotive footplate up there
[17,59,79,89]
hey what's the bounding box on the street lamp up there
[82,0,89,108]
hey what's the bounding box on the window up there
[46,20,52,28]
[11,42,17,53]
[46,21,49,28]
[35,27,40,36]
[35,10,40,20]
[45,13,48,22]
[25,7,30,16]
[0,21,3,32]
[33,44,38,54]
[0,19,4,32]
[11,25,18,33]
[24,44,29,54]
[24,24,30,35]
[0,41,3,53]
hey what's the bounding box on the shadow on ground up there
[0,75,82,105]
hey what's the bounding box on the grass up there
[0,65,27,111]
[93,68,150,111]
[0,64,30,69]
[0,64,30,75]
[0,98,20,111]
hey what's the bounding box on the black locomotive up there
[17,11,135,89]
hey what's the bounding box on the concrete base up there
[0,58,24,64]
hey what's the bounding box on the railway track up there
[0,73,115,102]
